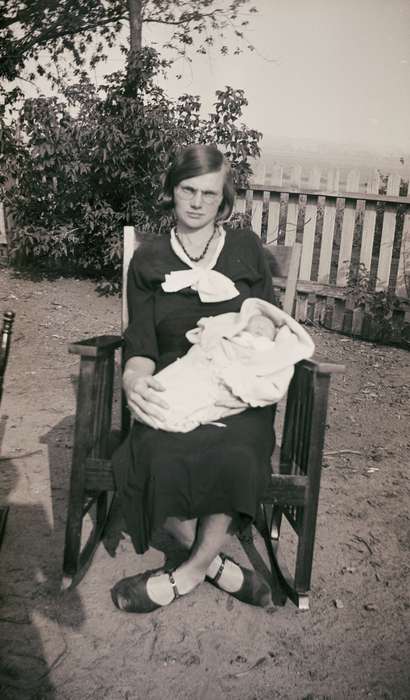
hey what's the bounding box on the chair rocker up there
[63,227,344,608]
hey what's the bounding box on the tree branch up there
[0,0,257,83]
[10,13,128,61]
[144,8,224,28]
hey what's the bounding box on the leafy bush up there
[345,263,403,342]
[1,48,262,292]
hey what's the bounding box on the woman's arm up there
[123,356,168,425]
[123,356,155,391]
[123,245,168,425]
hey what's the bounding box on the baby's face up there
[246,315,277,341]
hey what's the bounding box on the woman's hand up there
[123,358,169,428]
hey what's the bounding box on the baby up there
[233,313,281,353]
[136,298,315,433]
[141,313,280,433]
[246,314,279,341]
[209,313,282,366]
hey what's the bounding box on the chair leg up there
[0,505,9,551]
[62,351,116,589]
[257,504,310,610]
[263,503,282,540]
[63,491,111,590]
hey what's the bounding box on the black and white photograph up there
[0,1,409,698]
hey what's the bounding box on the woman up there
[111,144,276,612]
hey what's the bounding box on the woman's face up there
[173,170,225,233]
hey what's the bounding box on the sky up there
[8,0,410,160]
[140,0,410,158]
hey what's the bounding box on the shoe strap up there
[212,554,226,584]
[168,571,180,599]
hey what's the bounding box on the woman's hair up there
[161,144,235,221]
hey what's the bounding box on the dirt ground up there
[0,266,409,700]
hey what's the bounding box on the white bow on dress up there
[161,227,240,303]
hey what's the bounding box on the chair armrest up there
[70,335,122,461]
[299,358,346,375]
[69,335,123,357]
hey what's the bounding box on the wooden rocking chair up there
[63,228,344,608]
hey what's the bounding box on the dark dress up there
[112,227,276,554]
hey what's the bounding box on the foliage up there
[0,0,256,99]
[1,48,262,292]
[344,263,403,342]
[0,1,263,292]
[376,169,409,198]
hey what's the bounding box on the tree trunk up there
[126,0,143,94]
[128,0,143,55]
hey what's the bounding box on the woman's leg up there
[163,516,197,549]
[162,514,244,591]
[113,513,271,610]
[177,514,245,592]
[147,513,243,604]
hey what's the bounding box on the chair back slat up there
[122,226,143,333]
[263,242,302,315]
[264,243,296,277]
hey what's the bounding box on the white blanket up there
[143,298,315,433]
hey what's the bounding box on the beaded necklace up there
[174,226,217,263]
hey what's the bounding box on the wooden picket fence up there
[1,162,409,343]
[235,168,410,344]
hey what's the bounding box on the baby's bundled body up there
[137,298,315,433]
